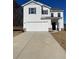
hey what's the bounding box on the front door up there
[52,22,56,30]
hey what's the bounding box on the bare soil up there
[51,31,66,50]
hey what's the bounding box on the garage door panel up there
[25,21,49,31]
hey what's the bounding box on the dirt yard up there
[51,31,66,50]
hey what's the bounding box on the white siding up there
[60,12,64,29]
[23,2,52,31]
[23,3,41,22]
[58,12,64,29]
[23,2,64,31]
[23,3,41,30]
[41,7,51,17]
[41,7,52,28]
[51,11,64,30]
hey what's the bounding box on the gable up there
[21,0,51,9]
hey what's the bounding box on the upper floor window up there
[58,13,61,17]
[29,8,36,14]
[42,10,48,14]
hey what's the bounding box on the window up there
[58,13,61,17]
[42,10,48,14]
[51,13,54,17]
[29,8,36,14]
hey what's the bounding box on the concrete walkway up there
[13,32,65,59]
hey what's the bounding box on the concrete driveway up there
[13,32,65,59]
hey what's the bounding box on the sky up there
[16,0,66,24]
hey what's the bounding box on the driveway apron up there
[13,32,65,59]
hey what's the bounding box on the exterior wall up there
[23,2,52,31]
[51,11,64,31]
[41,6,51,17]
[23,2,64,31]
[51,12,58,17]
[23,3,42,29]
[41,7,52,28]
[58,12,64,31]
[60,12,64,29]
[23,3,41,21]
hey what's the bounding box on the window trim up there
[29,8,36,14]
[42,10,48,15]
[58,13,61,17]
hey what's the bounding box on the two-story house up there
[21,0,64,31]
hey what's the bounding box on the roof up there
[21,0,63,11]
[21,0,51,9]
[51,8,64,12]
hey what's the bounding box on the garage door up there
[25,21,49,31]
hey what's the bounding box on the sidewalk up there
[13,32,65,59]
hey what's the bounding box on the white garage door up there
[25,21,49,31]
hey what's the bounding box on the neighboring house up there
[21,0,64,31]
